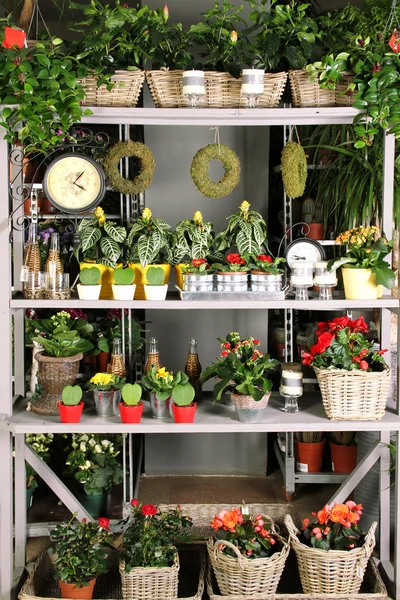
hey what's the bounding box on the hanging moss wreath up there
[103,141,155,195]
[281,141,308,199]
[191,143,241,198]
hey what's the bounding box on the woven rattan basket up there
[207,513,289,596]
[78,71,145,107]
[285,514,377,595]
[32,352,82,416]
[289,70,354,107]
[119,552,179,600]
[146,70,287,108]
[314,366,390,420]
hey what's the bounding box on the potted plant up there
[141,365,191,419]
[126,208,171,299]
[120,499,192,600]
[119,383,144,424]
[144,266,169,301]
[302,315,390,420]
[25,433,54,509]
[64,434,123,517]
[208,506,289,596]
[329,432,358,473]
[302,197,324,240]
[181,259,215,292]
[171,382,196,423]
[86,373,125,418]
[58,385,84,424]
[285,502,376,594]
[31,311,94,415]
[49,515,113,600]
[112,266,136,301]
[294,432,325,473]
[246,253,286,292]
[200,333,279,423]
[213,253,249,292]
[77,267,102,300]
[215,201,267,256]
[328,226,395,299]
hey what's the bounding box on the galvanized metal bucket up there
[93,389,121,417]
[150,392,172,419]
[216,272,248,292]
[250,272,282,292]
[183,273,214,292]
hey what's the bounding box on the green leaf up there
[81,227,101,251]
[100,237,121,262]
[104,220,127,243]
[36,54,50,67]
[121,383,142,406]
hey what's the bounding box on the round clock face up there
[43,154,106,214]
[285,239,326,268]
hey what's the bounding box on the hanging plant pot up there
[119,401,144,423]
[58,402,84,424]
[58,579,96,600]
[171,402,197,423]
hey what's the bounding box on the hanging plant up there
[103,141,155,195]
[191,143,241,198]
[281,141,308,199]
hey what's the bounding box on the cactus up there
[113,267,135,285]
[121,383,142,406]
[302,197,323,224]
[172,383,195,407]
[146,266,165,286]
[61,385,83,406]
[79,267,101,285]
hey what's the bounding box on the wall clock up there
[43,153,106,214]
[285,238,326,268]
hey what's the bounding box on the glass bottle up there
[23,221,41,275]
[110,337,126,377]
[185,338,202,402]
[45,232,63,277]
[145,337,161,373]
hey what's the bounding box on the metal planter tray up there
[176,286,289,301]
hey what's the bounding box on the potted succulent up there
[302,197,324,240]
[141,365,191,419]
[119,383,144,424]
[86,373,125,418]
[328,226,395,299]
[303,315,390,420]
[64,434,123,517]
[215,201,267,255]
[25,433,54,509]
[49,515,113,600]
[200,333,279,423]
[246,253,286,292]
[144,266,169,301]
[112,266,136,301]
[171,382,196,423]
[294,432,325,473]
[58,385,84,424]
[77,267,102,300]
[120,499,192,600]
[126,208,171,299]
[31,311,94,415]
[181,259,215,292]
[213,253,249,292]
[329,432,358,473]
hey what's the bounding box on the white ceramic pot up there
[111,284,136,301]
[144,284,168,301]
[77,284,102,300]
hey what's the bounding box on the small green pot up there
[76,491,108,518]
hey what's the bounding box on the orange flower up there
[302,517,310,529]
[317,505,330,525]
[222,510,239,532]
[330,503,349,524]
[211,516,223,531]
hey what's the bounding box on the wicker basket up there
[314,366,390,421]
[146,70,287,108]
[119,552,179,600]
[32,352,82,416]
[78,70,145,107]
[289,70,354,107]
[207,513,289,597]
[285,514,377,595]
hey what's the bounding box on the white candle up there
[280,369,303,396]
[241,69,265,95]
[182,71,205,96]
[314,261,337,286]
[291,261,314,286]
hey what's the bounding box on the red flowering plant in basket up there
[302,316,387,372]
[301,501,365,550]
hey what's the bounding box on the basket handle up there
[363,521,377,558]
[213,539,248,570]
[284,514,300,544]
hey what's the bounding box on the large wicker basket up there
[289,70,354,107]
[285,514,377,595]
[119,552,179,600]
[314,366,390,420]
[146,70,287,108]
[207,513,289,597]
[78,70,145,107]
[32,352,82,416]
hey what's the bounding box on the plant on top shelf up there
[213,252,248,273]
[76,207,127,269]
[78,266,102,300]
[215,201,267,256]
[32,311,94,358]
[146,5,197,70]
[119,382,144,423]
[112,266,136,301]
[299,501,365,550]
[246,253,286,275]
[171,381,197,423]
[86,372,125,392]
[169,211,216,266]
[143,266,169,301]
[126,208,171,268]
[113,267,135,285]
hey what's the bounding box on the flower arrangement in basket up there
[119,499,193,600]
[285,502,377,595]
[207,507,289,596]
[302,315,390,420]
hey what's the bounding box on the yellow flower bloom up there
[94,206,105,220]
[193,210,203,224]
[156,367,170,379]
[142,207,152,221]
[240,200,250,213]
[365,248,371,253]
[90,373,115,386]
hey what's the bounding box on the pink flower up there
[221,350,229,357]
[315,532,322,539]
[257,519,264,526]
[312,527,320,534]
[163,3,169,19]
[345,500,357,510]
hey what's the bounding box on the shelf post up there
[0,430,13,600]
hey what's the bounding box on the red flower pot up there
[97,352,110,372]
[171,403,197,423]
[59,578,96,600]
[295,440,325,473]
[330,442,357,473]
[305,222,324,240]
[118,402,144,423]
[58,402,84,423]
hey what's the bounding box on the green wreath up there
[281,141,307,199]
[191,144,241,198]
[103,141,155,195]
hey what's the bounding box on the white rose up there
[81,434,89,442]
[80,443,86,452]
[94,445,102,453]
[101,440,110,447]
[89,438,96,446]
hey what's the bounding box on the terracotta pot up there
[295,440,325,473]
[171,403,197,423]
[305,222,324,240]
[59,578,96,600]
[97,352,110,372]
[330,442,357,473]
[58,402,84,423]
[119,401,144,423]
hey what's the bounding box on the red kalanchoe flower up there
[253,339,261,345]
[257,255,273,263]
[192,258,207,267]
[221,350,229,357]
[223,343,230,349]
[130,498,139,507]
[98,517,110,530]
[378,348,388,355]
[142,504,157,516]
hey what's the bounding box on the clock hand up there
[293,255,306,260]
[73,170,85,184]
[74,182,86,191]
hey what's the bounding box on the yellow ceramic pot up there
[80,263,121,300]
[175,264,189,290]
[129,264,171,300]
[342,267,379,300]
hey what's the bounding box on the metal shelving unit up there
[0,107,399,600]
